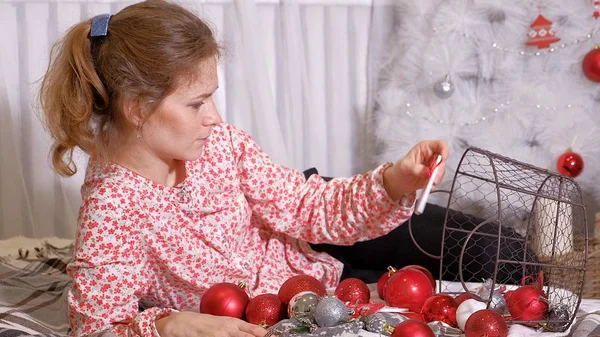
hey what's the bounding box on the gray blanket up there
[1,242,600,337]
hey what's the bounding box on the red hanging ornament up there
[557,150,584,178]
[335,278,371,304]
[383,268,434,312]
[401,265,436,288]
[377,266,397,300]
[504,271,549,326]
[391,319,435,337]
[583,46,600,82]
[421,294,459,328]
[464,309,509,337]
[526,14,560,49]
[245,294,285,327]
[594,0,600,19]
[200,282,250,319]
[278,275,326,305]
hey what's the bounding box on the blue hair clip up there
[90,13,112,38]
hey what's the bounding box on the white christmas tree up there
[373,0,600,232]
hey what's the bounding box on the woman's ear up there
[120,95,144,127]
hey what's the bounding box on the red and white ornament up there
[526,14,560,49]
[594,0,600,19]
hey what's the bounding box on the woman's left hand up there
[382,140,449,201]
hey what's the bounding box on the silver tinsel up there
[363,313,409,335]
[314,297,348,327]
[433,74,455,99]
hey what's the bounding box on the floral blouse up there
[67,123,415,337]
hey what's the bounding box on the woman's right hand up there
[156,312,268,337]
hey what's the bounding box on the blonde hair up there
[39,0,220,176]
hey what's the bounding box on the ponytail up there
[39,20,109,176]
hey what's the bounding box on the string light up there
[431,27,599,57]
[401,100,581,126]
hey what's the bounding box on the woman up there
[39,1,448,337]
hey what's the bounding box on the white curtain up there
[0,0,374,239]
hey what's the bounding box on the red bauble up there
[200,282,249,319]
[504,286,549,324]
[377,266,397,300]
[583,47,600,82]
[455,293,475,306]
[464,309,508,337]
[421,294,459,328]
[383,268,434,312]
[278,275,326,305]
[335,278,371,304]
[557,151,584,178]
[245,294,285,327]
[403,312,425,322]
[401,265,436,288]
[391,319,435,337]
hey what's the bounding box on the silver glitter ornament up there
[288,291,319,320]
[433,74,455,99]
[314,296,348,327]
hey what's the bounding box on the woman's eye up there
[190,102,205,110]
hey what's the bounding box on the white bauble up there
[456,299,487,331]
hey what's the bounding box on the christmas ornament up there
[557,150,584,178]
[421,294,459,328]
[400,265,436,288]
[278,275,326,305]
[391,319,435,337]
[433,74,455,99]
[245,293,285,327]
[383,268,434,312]
[464,309,508,337]
[504,286,548,325]
[595,0,600,19]
[545,304,571,332]
[403,312,425,321]
[199,282,249,319]
[314,296,349,327]
[456,298,487,331]
[288,291,319,320]
[454,293,475,306]
[526,14,560,49]
[476,279,508,315]
[583,46,600,82]
[335,278,370,304]
[377,266,397,300]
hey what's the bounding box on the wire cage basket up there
[411,147,588,332]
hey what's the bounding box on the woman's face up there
[140,57,222,162]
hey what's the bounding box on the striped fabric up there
[1,242,600,337]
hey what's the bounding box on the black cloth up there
[304,168,538,285]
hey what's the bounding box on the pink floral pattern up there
[67,123,415,336]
